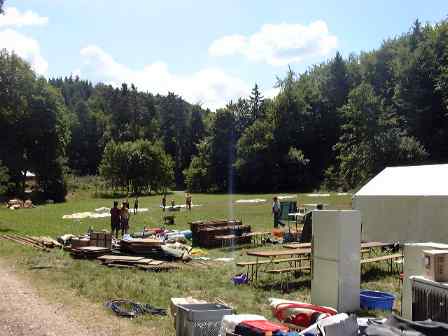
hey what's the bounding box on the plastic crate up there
[175,303,233,336]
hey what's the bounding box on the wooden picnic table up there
[247,247,311,258]
[242,241,398,285]
[245,248,312,284]
[283,241,393,250]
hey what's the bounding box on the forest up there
[1,18,448,201]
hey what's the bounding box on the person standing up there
[120,202,130,237]
[110,201,121,238]
[272,196,281,228]
[186,192,192,211]
[133,197,139,215]
[161,195,166,212]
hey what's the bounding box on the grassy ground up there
[0,188,400,335]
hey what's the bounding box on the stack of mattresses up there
[189,220,250,248]
[120,238,163,254]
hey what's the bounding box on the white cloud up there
[209,21,338,66]
[0,29,48,75]
[0,7,48,27]
[79,45,250,110]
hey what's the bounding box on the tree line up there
[1,18,448,200]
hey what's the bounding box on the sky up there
[1,0,447,110]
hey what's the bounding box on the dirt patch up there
[0,260,156,336]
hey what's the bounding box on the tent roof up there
[355,164,448,196]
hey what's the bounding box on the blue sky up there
[1,0,447,109]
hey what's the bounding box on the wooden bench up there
[264,265,311,274]
[361,253,403,273]
[237,256,309,266]
[237,257,310,283]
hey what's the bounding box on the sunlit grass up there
[0,189,400,333]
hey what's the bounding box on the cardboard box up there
[423,250,448,282]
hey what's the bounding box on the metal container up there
[175,303,233,336]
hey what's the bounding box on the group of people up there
[160,192,193,211]
[110,200,134,238]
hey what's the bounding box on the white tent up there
[352,164,448,243]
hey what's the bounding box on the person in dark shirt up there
[110,201,121,238]
[161,195,166,211]
[133,197,139,215]
[272,196,281,228]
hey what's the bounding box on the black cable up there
[105,299,167,317]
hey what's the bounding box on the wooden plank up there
[264,266,311,274]
[361,242,395,249]
[148,260,165,266]
[283,243,312,249]
[107,264,135,269]
[361,253,402,264]
[77,246,110,252]
[97,255,145,262]
[237,257,309,267]
[247,248,310,258]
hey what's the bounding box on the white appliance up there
[402,242,448,319]
[311,210,361,312]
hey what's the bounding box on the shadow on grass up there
[259,276,311,293]
[93,191,174,199]
[221,243,275,253]
[362,266,398,282]
[0,227,15,234]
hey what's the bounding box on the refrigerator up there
[311,210,361,312]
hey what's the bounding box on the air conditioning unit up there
[411,276,448,322]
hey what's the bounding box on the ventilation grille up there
[412,280,448,322]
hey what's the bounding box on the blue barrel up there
[360,290,395,310]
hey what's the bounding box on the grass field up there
[0,186,401,335]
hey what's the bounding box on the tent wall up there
[353,196,448,243]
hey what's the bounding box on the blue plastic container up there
[180,230,192,240]
[360,290,395,310]
[232,274,248,285]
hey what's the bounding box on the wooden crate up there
[90,232,112,249]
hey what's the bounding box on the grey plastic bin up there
[175,303,233,336]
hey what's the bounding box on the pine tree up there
[249,83,264,121]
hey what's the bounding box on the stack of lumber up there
[97,255,179,271]
[120,238,163,254]
[70,246,110,259]
[0,234,51,251]
[32,236,62,248]
[189,219,250,248]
